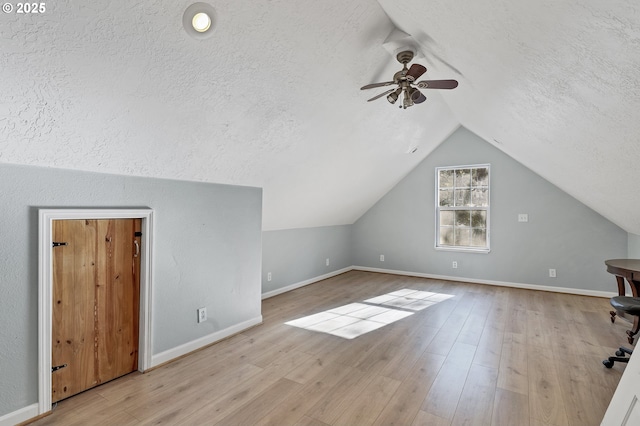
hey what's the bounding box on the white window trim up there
[435,164,491,253]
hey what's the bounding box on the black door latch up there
[52,364,68,372]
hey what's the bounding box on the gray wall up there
[2,127,632,418]
[0,163,262,417]
[262,225,352,294]
[629,233,640,258]
[352,127,627,292]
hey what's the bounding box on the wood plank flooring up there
[29,271,629,425]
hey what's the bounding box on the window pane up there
[471,187,488,206]
[455,228,470,246]
[454,189,470,206]
[439,189,453,207]
[471,229,486,246]
[471,210,486,228]
[439,170,454,188]
[472,168,489,186]
[455,169,471,187]
[440,210,454,226]
[439,227,453,245]
[455,210,470,227]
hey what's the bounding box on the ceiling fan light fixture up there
[402,90,413,109]
[387,88,402,104]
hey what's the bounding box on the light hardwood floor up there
[30,271,629,425]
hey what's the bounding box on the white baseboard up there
[0,403,38,426]
[260,265,616,299]
[261,266,352,299]
[353,266,617,298]
[151,315,263,367]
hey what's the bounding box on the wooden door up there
[52,219,141,403]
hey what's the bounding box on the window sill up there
[434,246,490,254]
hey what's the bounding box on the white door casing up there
[38,209,153,415]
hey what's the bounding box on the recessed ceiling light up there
[192,12,211,32]
[183,3,216,39]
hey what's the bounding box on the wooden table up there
[606,259,640,343]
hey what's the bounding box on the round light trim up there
[183,3,216,39]
[192,12,211,32]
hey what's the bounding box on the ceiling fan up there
[360,50,458,109]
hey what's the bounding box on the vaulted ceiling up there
[2,1,639,233]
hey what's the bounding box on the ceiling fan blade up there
[416,79,459,89]
[406,64,427,81]
[360,81,395,90]
[367,88,396,102]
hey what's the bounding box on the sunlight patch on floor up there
[285,289,454,339]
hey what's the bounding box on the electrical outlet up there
[267,272,272,282]
[380,254,384,262]
[452,261,458,269]
[549,269,556,278]
[518,213,529,222]
[326,258,330,266]
[197,307,207,323]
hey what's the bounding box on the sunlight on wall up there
[285,289,454,339]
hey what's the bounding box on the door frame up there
[38,208,154,415]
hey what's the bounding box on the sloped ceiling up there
[1,1,639,234]
[380,0,640,235]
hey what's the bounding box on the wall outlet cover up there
[197,307,207,323]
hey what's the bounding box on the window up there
[436,164,490,252]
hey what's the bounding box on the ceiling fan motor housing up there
[396,51,414,64]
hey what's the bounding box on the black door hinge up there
[52,364,67,372]
[52,242,68,248]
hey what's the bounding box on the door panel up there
[95,219,140,383]
[52,220,97,402]
[52,219,140,403]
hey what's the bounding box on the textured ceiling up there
[380,0,640,235]
[1,1,639,234]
